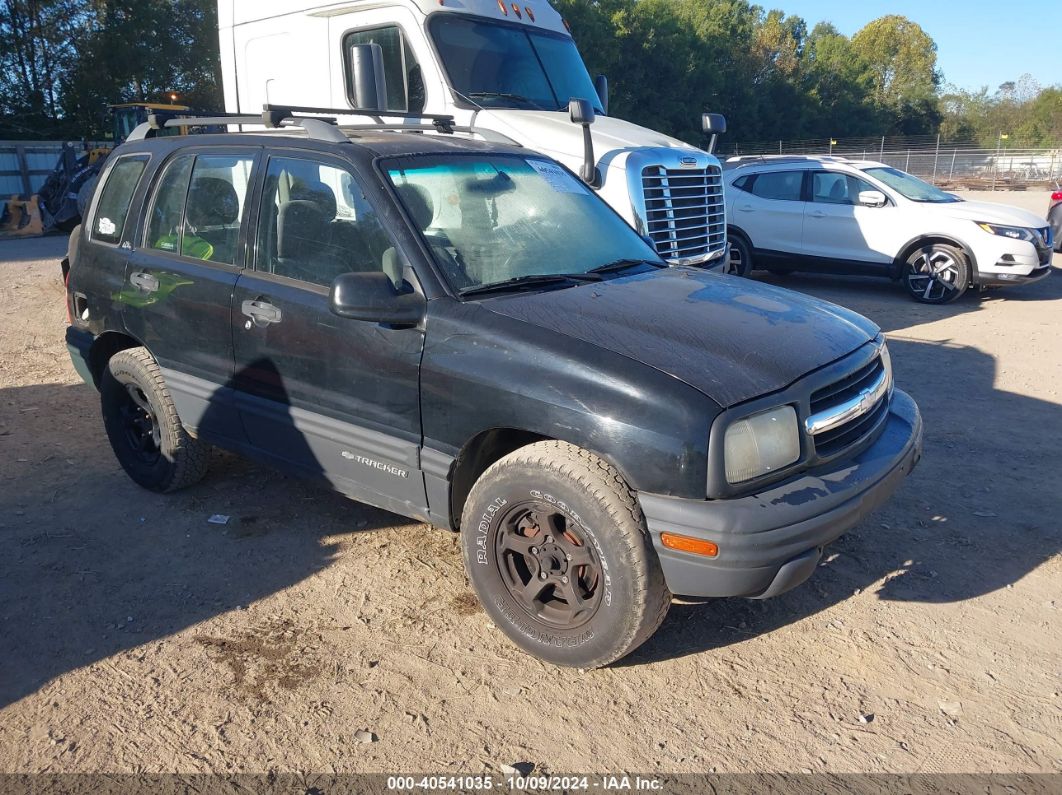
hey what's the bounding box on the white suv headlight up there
[976,222,1036,243]
[723,405,800,484]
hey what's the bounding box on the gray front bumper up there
[639,389,923,598]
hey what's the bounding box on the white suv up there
[723,156,1054,304]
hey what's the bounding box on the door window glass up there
[91,156,147,244]
[811,172,878,205]
[182,155,254,265]
[256,156,393,288]
[749,171,803,201]
[345,27,425,114]
[146,155,194,255]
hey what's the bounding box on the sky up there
[778,0,1058,93]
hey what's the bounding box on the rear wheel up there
[101,347,209,492]
[460,441,670,668]
[728,234,753,277]
[904,243,969,304]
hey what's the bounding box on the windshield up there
[862,166,961,203]
[429,15,603,113]
[383,154,660,295]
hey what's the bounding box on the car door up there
[231,150,428,518]
[802,170,894,271]
[730,169,806,257]
[121,147,260,444]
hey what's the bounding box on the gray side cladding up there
[483,268,878,408]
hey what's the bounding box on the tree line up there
[1,0,1059,148]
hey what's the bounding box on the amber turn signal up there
[660,532,719,558]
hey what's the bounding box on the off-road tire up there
[101,347,209,493]
[460,440,670,667]
[904,242,970,304]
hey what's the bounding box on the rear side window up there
[146,153,255,265]
[749,171,804,201]
[91,156,147,244]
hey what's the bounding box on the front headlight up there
[723,405,800,484]
[976,222,1036,243]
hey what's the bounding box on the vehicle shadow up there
[0,233,68,266]
[0,375,410,709]
[623,329,1062,666]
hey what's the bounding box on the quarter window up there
[748,171,803,201]
[256,156,393,288]
[91,156,147,244]
[344,26,425,114]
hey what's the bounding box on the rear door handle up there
[129,271,159,292]
[242,299,282,327]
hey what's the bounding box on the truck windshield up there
[429,15,603,113]
[862,166,961,203]
[383,154,660,295]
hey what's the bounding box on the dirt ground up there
[1,192,1060,777]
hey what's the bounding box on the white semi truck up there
[217,0,730,269]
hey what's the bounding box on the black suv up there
[64,109,922,667]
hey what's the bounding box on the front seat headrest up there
[395,183,434,231]
[186,177,240,227]
[290,179,337,221]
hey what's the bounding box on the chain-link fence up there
[719,135,1062,190]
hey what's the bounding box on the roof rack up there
[126,104,464,144]
[722,154,853,169]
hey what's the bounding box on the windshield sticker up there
[97,217,116,236]
[527,159,584,194]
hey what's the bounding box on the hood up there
[476,109,694,165]
[483,269,878,408]
[928,199,1048,227]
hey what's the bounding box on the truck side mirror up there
[569,98,601,188]
[349,43,388,112]
[702,113,727,154]
[330,272,424,326]
[594,75,609,116]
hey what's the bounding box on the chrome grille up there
[641,165,726,262]
[807,354,890,459]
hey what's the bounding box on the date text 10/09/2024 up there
[386,775,664,791]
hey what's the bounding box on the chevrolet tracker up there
[63,108,922,667]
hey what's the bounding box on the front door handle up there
[241,299,282,327]
[737,204,753,212]
[809,210,826,218]
[129,271,159,292]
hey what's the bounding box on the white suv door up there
[802,169,896,269]
[730,169,806,255]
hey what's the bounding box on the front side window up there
[862,166,959,203]
[430,15,602,113]
[749,170,804,202]
[810,171,876,205]
[256,156,392,288]
[345,26,425,114]
[383,154,660,293]
[91,156,147,244]
[146,153,254,265]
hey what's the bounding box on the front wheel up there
[460,441,670,668]
[904,243,970,304]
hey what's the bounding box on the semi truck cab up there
[218,0,729,268]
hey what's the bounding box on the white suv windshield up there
[862,166,960,203]
[384,154,660,294]
[430,16,603,113]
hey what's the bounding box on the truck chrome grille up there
[641,165,726,262]
[807,354,890,459]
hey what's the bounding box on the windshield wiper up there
[587,258,665,275]
[467,92,541,108]
[459,272,599,298]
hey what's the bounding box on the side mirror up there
[349,43,388,111]
[702,113,727,154]
[569,98,600,188]
[858,190,888,208]
[329,271,424,326]
[594,74,609,116]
